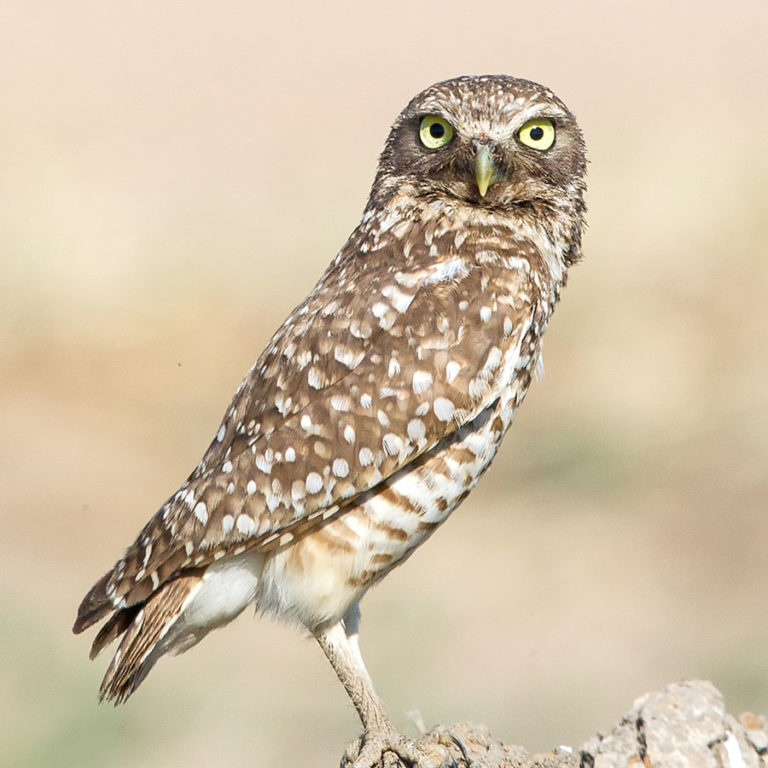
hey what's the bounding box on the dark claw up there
[448,734,469,767]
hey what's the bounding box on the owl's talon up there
[428,726,467,766]
[345,727,456,768]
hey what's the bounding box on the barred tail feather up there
[90,605,142,660]
[98,574,203,704]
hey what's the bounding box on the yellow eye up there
[518,118,555,150]
[419,115,454,149]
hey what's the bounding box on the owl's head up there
[372,75,586,215]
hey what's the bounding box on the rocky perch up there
[341,681,767,768]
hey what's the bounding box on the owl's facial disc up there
[370,76,586,213]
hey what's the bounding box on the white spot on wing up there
[255,454,273,473]
[332,458,349,478]
[407,418,426,443]
[390,290,414,313]
[236,514,257,535]
[194,502,208,525]
[484,346,502,372]
[433,397,456,421]
[445,361,461,382]
[335,345,365,369]
[308,367,324,389]
[382,433,403,456]
[371,302,388,318]
[424,258,469,285]
[330,394,351,412]
[412,370,433,394]
[306,472,324,494]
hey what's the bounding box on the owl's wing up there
[74,230,543,631]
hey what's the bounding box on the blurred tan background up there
[1,1,767,766]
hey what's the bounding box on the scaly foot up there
[342,725,460,768]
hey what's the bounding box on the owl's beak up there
[475,144,500,197]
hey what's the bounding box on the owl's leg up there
[315,602,392,738]
[315,603,454,768]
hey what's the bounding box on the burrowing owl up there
[74,75,586,767]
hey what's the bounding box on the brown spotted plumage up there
[74,75,586,766]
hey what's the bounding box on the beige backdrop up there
[1,1,767,766]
